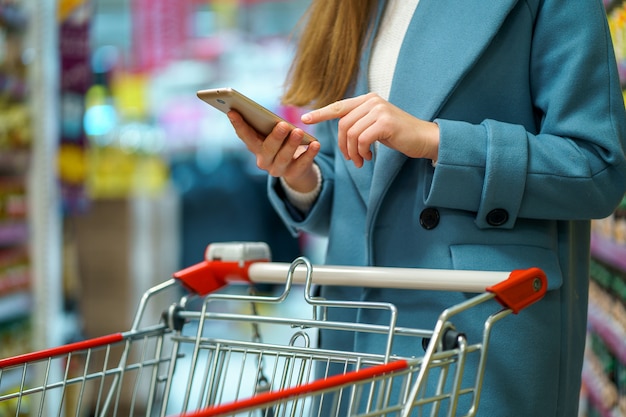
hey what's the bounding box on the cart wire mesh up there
[0,243,547,417]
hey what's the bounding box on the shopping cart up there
[0,241,547,417]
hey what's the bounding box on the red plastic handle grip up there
[173,260,266,296]
[486,267,547,314]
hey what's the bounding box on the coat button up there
[419,208,440,230]
[486,208,509,226]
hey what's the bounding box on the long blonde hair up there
[281,0,378,109]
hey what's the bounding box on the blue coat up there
[268,1,626,415]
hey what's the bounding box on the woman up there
[227,0,626,415]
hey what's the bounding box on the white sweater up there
[369,0,420,100]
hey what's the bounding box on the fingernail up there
[277,123,290,135]
[301,113,312,123]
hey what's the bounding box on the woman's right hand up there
[227,110,321,193]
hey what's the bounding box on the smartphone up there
[196,87,316,145]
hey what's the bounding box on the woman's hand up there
[301,93,439,168]
[227,110,321,193]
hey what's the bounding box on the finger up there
[345,127,366,168]
[227,110,264,150]
[262,122,294,155]
[301,94,372,124]
[285,141,321,179]
[340,105,376,165]
[335,99,371,161]
[348,142,364,168]
[349,113,378,162]
[268,129,306,176]
[257,123,300,172]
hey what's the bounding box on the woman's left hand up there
[301,93,440,168]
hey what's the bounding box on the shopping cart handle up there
[486,267,547,314]
[172,242,548,304]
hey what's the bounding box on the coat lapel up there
[367,0,520,209]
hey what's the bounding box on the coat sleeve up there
[426,0,626,228]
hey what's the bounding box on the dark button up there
[419,208,440,230]
[486,208,509,226]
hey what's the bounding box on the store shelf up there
[0,270,29,296]
[582,351,624,417]
[0,291,32,325]
[585,223,626,417]
[0,222,28,246]
[0,151,30,175]
[590,233,626,272]
[587,297,626,365]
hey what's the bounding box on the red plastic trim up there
[172,260,267,296]
[0,333,125,368]
[175,360,409,417]
[486,267,547,314]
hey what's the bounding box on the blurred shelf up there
[587,297,626,365]
[582,345,625,417]
[0,291,31,325]
[590,233,626,272]
[0,151,30,175]
[0,271,29,296]
[0,222,28,246]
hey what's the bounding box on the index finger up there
[301,95,370,125]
